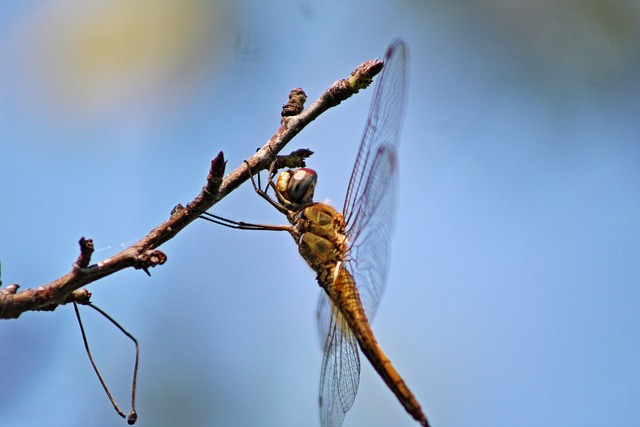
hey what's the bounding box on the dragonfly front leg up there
[198,155,294,232]
[244,159,290,215]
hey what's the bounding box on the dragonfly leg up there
[197,155,293,232]
[264,148,281,194]
[244,160,289,215]
[199,210,291,231]
[248,146,280,198]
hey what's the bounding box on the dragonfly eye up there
[285,168,317,204]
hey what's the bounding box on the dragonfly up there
[201,39,430,427]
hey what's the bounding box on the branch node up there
[281,88,307,117]
[1,283,19,295]
[135,250,167,276]
[275,148,314,169]
[74,237,94,270]
[66,288,92,305]
[33,287,92,313]
[171,204,185,217]
[204,151,226,196]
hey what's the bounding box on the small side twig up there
[274,148,314,169]
[74,237,94,269]
[281,88,307,117]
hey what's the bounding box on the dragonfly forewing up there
[342,40,408,323]
[345,145,396,321]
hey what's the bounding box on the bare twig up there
[0,56,384,320]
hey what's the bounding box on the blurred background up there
[1,1,639,426]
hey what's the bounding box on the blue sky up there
[1,1,639,426]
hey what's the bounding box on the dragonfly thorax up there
[275,168,317,208]
[295,202,348,276]
[275,167,348,275]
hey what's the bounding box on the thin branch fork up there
[0,56,384,320]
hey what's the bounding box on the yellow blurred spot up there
[18,0,229,119]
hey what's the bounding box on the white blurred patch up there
[319,197,337,208]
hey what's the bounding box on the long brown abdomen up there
[325,267,430,427]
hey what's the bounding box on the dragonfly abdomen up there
[292,201,430,425]
[327,267,431,427]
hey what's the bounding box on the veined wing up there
[342,39,408,321]
[316,40,409,427]
[317,293,360,427]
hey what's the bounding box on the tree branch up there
[0,56,384,319]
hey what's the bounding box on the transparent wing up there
[342,39,408,321]
[315,40,408,427]
[317,293,361,427]
[345,147,396,319]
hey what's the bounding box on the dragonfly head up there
[276,168,317,207]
